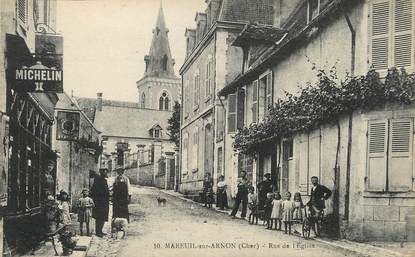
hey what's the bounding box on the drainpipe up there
[341,0,356,221]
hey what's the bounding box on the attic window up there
[154,128,161,138]
[307,0,320,23]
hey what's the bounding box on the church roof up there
[75,97,172,140]
[144,3,177,79]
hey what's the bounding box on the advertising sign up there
[56,111,80,141]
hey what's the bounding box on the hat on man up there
[264,173,271,178]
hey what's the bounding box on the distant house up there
[218,0,415,241]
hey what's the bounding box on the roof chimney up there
[97,92,103,111]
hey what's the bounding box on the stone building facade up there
[218,0,415,242]
[179,0,276,197]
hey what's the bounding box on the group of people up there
[51,168,131,238]
[228,171,332,235]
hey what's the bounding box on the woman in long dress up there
[112,169,131,222]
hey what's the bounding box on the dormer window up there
[307,0,320,23]
[150,124,163,138]
[154,129,160,138]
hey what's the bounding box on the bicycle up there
[302,206,324,239]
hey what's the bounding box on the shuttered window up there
[258,76,267,120]
[370,0,414,70]
[265,72,273,114]
[252,80,258,123]
[237,88,245,130]
[193,128,199,170]
[389,119,413,191]
[394,0,413,68]
[367,120,388,191]
[367,118,414,192]
[205,61,211,97]
[227,94,237,133]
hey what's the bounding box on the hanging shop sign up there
[6,33,64,93]
[56,111,80,141]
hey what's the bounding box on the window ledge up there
[363,191,415,198]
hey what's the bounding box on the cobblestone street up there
[86,186,361,257]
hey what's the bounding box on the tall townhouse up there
[179,0,275,199]
[219,0,415,242]
[1,0,64,254]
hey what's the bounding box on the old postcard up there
[1,0,415,256]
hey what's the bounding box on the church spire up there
[144,2,176,78]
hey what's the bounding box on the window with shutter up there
[216,106,225,140]
[298,135,309,194]
[252,80,258,123]
[394,0,413,68]
[258,77,267,120]
[370,0,391,70]
[182,133,189,172]
[367,120,388,191]
[370,0,414,71]
[227,94,237,133]
[237,88,245,130]
[388,118,413,191]
[266,72,273,113]
[193,128,199,169]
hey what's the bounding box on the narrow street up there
[89,186,355,257]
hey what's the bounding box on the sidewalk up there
[160,189,412,257]
[22,213,93,257]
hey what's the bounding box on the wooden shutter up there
[252,80,258,123]
[308,131,321,194]
[298,134,309,194]
[370,0,391,70]
[394,0,413,68]
[237,88,245,130]
[258,78,266,120]
[227,94,237,133]
[388,118,413,192]
[367,120,388,191]
[266,72,273,115]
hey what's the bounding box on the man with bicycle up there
[306,176,332,224]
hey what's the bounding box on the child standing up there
[270,192,282,230]
[77,188,94,236]
[58,190,72,227]
[282,191,295,234]
[264,192,274,229]
[292,192,304,235]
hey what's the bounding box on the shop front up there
[4,34,60,254]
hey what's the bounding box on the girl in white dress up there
[270,192,283,230]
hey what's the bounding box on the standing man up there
[307,176,332,217]
[42,160,56,199]
[230,171,250,219]
[112,169,131,222]
[257,173,273,210]
[90,168,110,237]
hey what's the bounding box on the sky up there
[56,0,205,102]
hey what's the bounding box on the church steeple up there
[144,2,176,78]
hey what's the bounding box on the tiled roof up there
[93,105,172,139]
[219,0,274,25]
[76,97,172,139]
